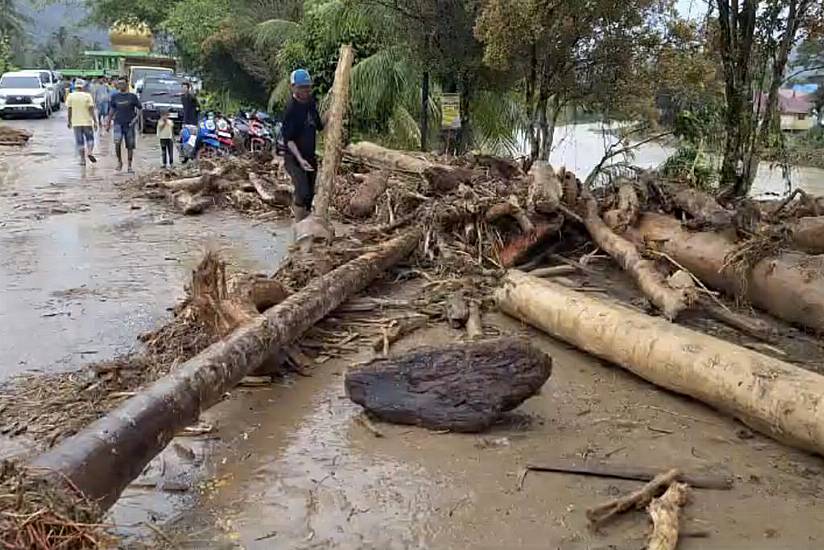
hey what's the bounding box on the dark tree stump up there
[345,338,552,432]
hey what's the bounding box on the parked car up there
[18,69,61,112]
[0,71,55,118]
[138,76,186,132]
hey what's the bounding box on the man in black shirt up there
[181,82,199,126]
[281,68,324,222]
[107,79,142,172]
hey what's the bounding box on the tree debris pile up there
[0,125,32,146]
[131,154,294,217]
[0,460,110,550]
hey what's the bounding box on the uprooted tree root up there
[0,461,111,549]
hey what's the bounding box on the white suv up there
[0,71,56,119]
[18,70,62,111]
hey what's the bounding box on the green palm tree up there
[0,0,30,42]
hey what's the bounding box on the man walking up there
[282,68,323,222]
[92,77,111,130]
[107,79,142,173]
[66,79,97,166]
[181,81,200,126]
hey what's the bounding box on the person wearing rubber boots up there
[282,68,324,222]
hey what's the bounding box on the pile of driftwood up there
[0,125,32,146]
[135,154,294,216]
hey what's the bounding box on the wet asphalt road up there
[0,109,288,380]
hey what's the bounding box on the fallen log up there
[603,181,640,232]
[497,272,824,456]
[248,172,292,206]
[647,482,689,550]
[500,217,564,268]
[581,190,690,320]
[345,141,473,193]
[631,213,824,332]
[162,175,205,193]
[28,229,421,511]
[347,171,388,218]
[313,43,354,222]
[468,153,523,179]
[666,184,732,227]
[787,216,824,254]
[527,161,563,214]
[345,338,552,432]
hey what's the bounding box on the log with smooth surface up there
[581,192,689,320]
[30,229,421,510]
[631,213,824,332]
[496,271,824,456]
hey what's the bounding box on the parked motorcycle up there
[248,111,274,154]
[214,113,236,153]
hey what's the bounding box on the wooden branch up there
[586,469,680,528]
[647,482,690,550]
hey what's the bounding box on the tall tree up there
[714,0,822,198]
[0,0,30,42]
[476,0,667,163]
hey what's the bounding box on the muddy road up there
[0,111,288,380]
[3,114,824,549]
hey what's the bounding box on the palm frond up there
[387,104,421,148]
[471,90,529,156]
[268,75,290,111]
[351,47,415,121]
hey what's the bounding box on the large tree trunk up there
[312,44,355,222]
[30,229,421,510]
[345,338,552,432]
[496,272,824,456]
[581,190,690,320]
[665,184,733,227]
[788,216,824,254]
[539,96,561,161]
[345,141,473,194]
[630,213,824,332]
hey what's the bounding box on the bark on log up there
[313,43,355,221]
[603,182,640,232]
[345,141,430,173]
[647,482,689,550]
[347,171,388,218]
[345,338,552,432]
[581,191,689,320]
[345,141,473,193]
[527,161,563,214]
[496,272,824,456]
[788,216,824,254]
[468,153,523,179]
[30,229,421,510]
[666,185,733,227]
[630,213,824,332]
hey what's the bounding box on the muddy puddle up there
[0,112,290,380]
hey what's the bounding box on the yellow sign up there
[441,93,461,129]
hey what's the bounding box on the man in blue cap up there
[282,68,324,222]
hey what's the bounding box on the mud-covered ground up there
[4,113,824,549]
[0,111,289,380]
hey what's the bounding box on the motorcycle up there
[248,111,274,153]
[231,111,252,153]
[214,113,236,153]
[183,114,222,160]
